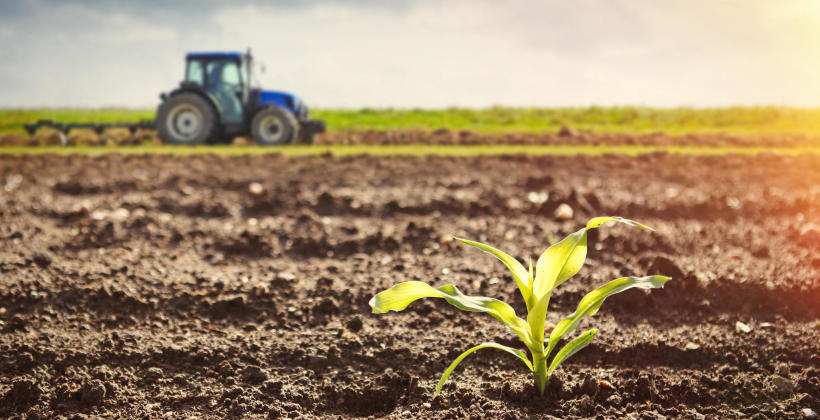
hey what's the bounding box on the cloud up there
[1,0,819,108]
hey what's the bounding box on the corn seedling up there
[369,216,670,397]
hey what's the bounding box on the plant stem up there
[532,351,548,395]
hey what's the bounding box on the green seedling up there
[369,216,670,397]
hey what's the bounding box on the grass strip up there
[2,144,819,157]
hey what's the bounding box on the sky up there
[1,0,820,108]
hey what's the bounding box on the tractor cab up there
[155,50,325,145]
[184,52,247,126]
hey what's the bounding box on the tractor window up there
[186,60,204,86]
[204,60,241,90]
[220,62,241,87]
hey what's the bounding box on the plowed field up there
[1,151,818,419]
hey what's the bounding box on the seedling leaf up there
[530,217,654,346]
[456,238,533,308]
[546,275,670,357]
[369,281,532,346]
[547,329,597,376]
[434,342,533,397]
[586,216,654,231]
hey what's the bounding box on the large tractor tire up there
[156,93,219,145]
[250,106,299,145]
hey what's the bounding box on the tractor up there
[155,50,325,145]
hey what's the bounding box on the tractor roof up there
[186,52,242,60]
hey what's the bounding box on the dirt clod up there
[581,374,599,397]
[636,375,655,400]
[346,315,363,332]
[771,376,795,394]
[241,365,267,384]
[81,379,106,405]
[776,363,791,377]
[31,251,53,267]
[5,376,41,405]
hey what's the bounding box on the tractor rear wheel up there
[251,106,299,145]
[156,93,218,145]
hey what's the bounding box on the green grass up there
[2,144,819,157]
[3,106,820,135]
[313,106,820,134]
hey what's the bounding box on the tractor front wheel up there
[156,93,218,145]
[251,106,299,145]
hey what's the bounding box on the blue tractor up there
[155,50,325,145]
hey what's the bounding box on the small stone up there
[4,174,22,192]
[111,208,130,221]
[145,367,165,383]
[206,253,224,265]
[775,363,790,377]
[90,209,108,220]
[605,393,622,406]
[554,203,574,220]
[248,182,265,196]
[803,408,817,418]
[400,410,411,416]
[81,379,106,405]
[735,321,752,333]
[277,272,296,282]
[527,191,548,204]
[685,342,701,351]
[771,375,794,394]
[422,402,431,409]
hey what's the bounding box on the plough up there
[23,119,155,146]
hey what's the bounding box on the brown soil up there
[317,129,820,147]
[3,128,820,147]
[0,152,818,419]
